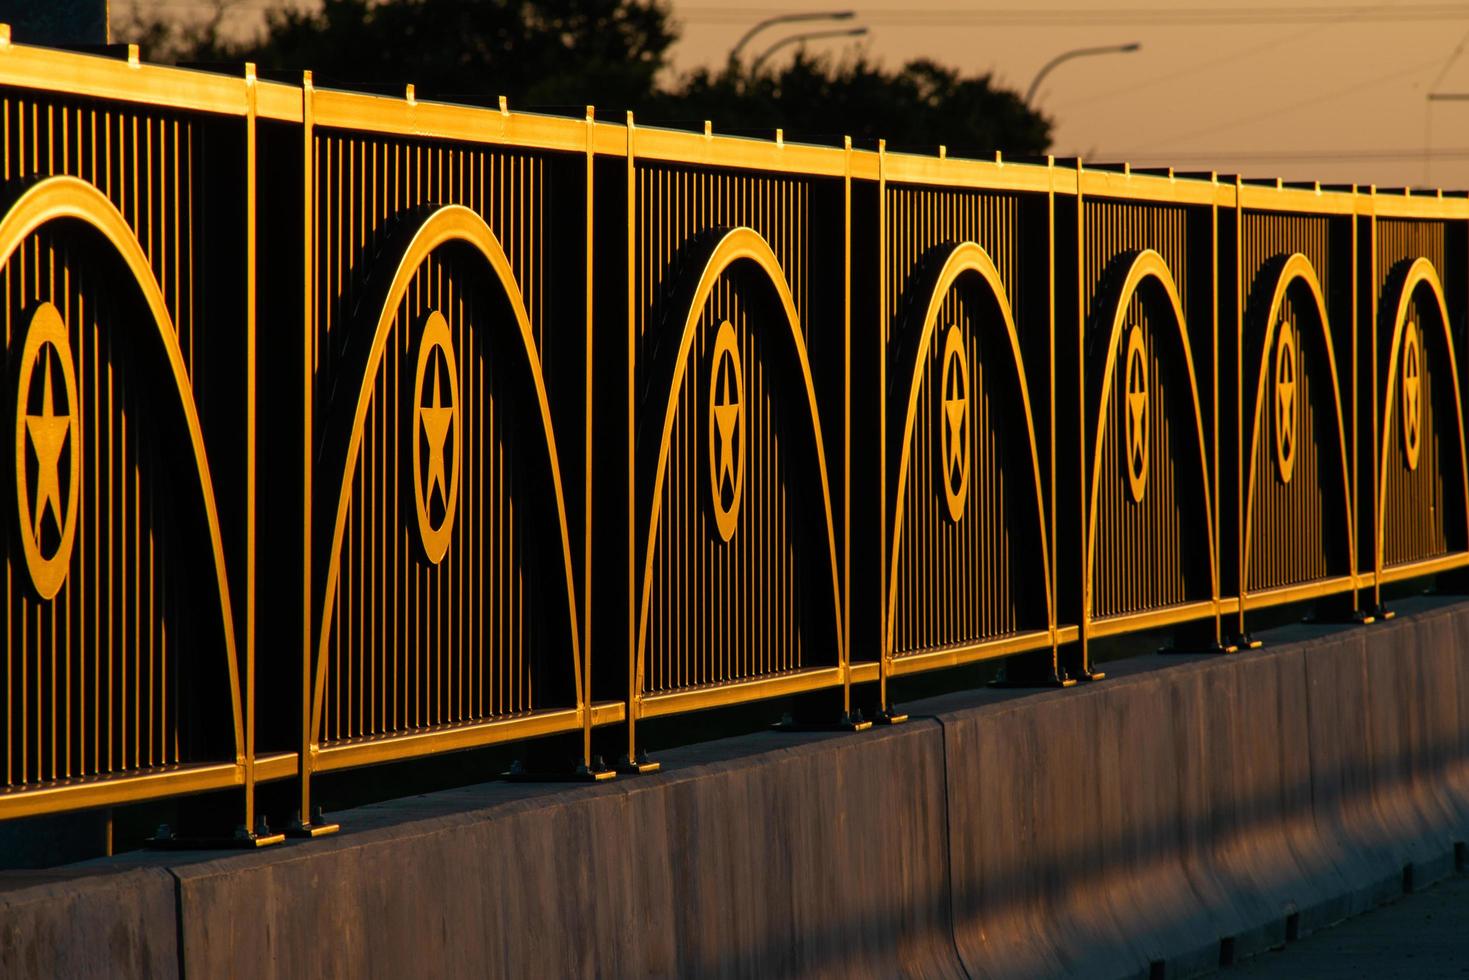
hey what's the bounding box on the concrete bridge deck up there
[4,597,1469,978]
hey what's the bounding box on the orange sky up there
[117,0,1469,188]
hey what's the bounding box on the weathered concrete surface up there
[0,865,177,978]
[2,597,1468,979]
[936,602,1469,979]
[168,722,959,979]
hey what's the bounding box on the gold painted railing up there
[3,37,1467,831]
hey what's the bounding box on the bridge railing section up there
[0,42,298,832]
[606,122,853,754]
[1224,183,1359,640]
[276,84,620,820]
[2,39,1468,828]
[1362,193,1469,600]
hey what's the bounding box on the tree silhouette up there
[123,0,1050,156]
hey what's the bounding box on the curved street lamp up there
[752,27,869,75]
[729,11,856,65]
[1025,42,1141,107]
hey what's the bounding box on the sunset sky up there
[117,0,1469,188]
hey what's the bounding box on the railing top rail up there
[6,32,1469,216]
[0,28,300,120]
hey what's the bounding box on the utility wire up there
[1124,49,1447,152]
[1422,27,1469,183]
[685,4,1469,27]
[1057,0,1406,113]
[1110,146,1469,163]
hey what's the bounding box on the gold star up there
[1127,351,1147,465]
[26,355,70,545]
[713,355,740,493]
[419,361,454,510]
[1277,365,1295,454]
[944,390,966,481]
[1405,347,1420,430]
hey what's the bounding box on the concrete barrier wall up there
[4,599,1468,979]
[0,866,177,978]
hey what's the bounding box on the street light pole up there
[729,11,856,65]
[1025,42,1141,107]
[752,27,869,75]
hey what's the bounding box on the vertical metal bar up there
[299,71,316,826]
[625,112,638,763]
[1235,177,1246,636]
[1351,184,1361,612]
[1212,174,1222,643]
[243,62,258,835]
[582,105,595,767]
[877,139,888,710]
[842,135,852,718]
[1047,157,1058,663]
[1076,160,1088,675]
[1370,187,1381,607]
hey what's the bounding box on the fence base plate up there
[1159,640,1233,656]
[774,711,874,733]
[505,761,617,783]
[617,757,663,775]
[286,821,341,839]
[147,824,286,850]
[1305,606,1389,626]
[988,673,1078,689]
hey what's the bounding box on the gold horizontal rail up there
[1380,552,1469,585]
[0,762,246,821]
[888,630,1056,677]
[1087,600,1221,640]
[1243,576,1358,612]
[312,704,624,773]
[637,668,844,719]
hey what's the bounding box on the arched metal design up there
[1086,248,1217,618]
[1375,257,1469,573]
[312,204,582,742]
[0,175,244,763]
[886,240,1053,657]
[635,226,843,690]
[1243,253,1354,588]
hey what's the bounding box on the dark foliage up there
[123,0,1050,155]
[660,56,1050,155]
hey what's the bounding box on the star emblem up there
[939,325,970,522]
[419,362,454,511]
[26,356,70,544]
[707,320,744,543]
[411,311,460,565]
[713,366,740,499]
[1274,321,1297,484]
[1123,325,1149,503]
[1402,320,1422,470]
[13,302,81,601]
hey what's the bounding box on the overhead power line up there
[684,5,1469,27]
[1102,147,1469,164]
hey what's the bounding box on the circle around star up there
[1123,323,1149,504]
[707,319,744,544]
[1274,319,1298,485]
[939,324,970,523]
[411,310,461,565]
[14,302,80,601]
[1401,319,1422,472]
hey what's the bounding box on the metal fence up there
[4,39,1468,833]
